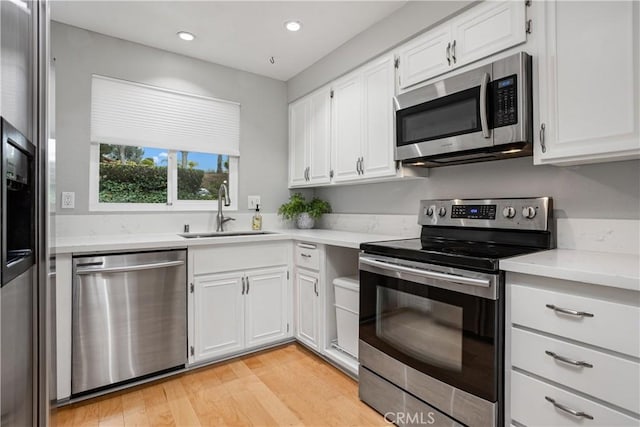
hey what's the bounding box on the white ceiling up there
[50,1,406,81]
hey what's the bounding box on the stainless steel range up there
[358,198,554,427]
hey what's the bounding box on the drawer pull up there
[545,396,594,420]
[545,304,594,318]
[545,350,593,368]
[298,243,317,249]
[300,253,312,258]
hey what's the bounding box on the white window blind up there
[90,75,240,156]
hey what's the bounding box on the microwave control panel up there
[492,75,518,127]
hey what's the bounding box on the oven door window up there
[396,86,481,146]
[360,270,499,402]
[376,287,463,372]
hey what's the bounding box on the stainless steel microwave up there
[395,52,533,167]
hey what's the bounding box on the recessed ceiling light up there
[284,21,302,32]
[177,31,195,41]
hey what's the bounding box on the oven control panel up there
[419,198,552,231]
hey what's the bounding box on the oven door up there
[395,63,493,161]
[359,254,502,403]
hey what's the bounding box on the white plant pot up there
[296,212,315,229]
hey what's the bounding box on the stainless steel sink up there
[179,231,275,239]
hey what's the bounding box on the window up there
[89,75,240,211]
[91,144,238,211]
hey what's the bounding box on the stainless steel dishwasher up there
[72,249,187,395]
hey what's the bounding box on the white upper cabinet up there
[398,25,452,90]
[452,0,526,68]
[536,0,640,165]
[398,0,527,90]
[362,56,396,179]
[288,99,309,187]
[288,86,331,188]
[331,73,363,182]
[308,89,332,184]
[332,54,397,183]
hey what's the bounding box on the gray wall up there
[289,2,640,220]
[52,21,289,214]
[287,1,472,101]
[315,158,640,219]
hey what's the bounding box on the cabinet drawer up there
[511,371,638,426]
[295,243,319,270]
[192,242,289,275]
[511,284,640,358]
[512,328,640,413]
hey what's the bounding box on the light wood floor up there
[54,343,387,427]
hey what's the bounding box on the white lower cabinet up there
[511,371,638,426]
[194,272,245,361]
[193,266,289,363]
[245,268,290,348]
[508,272,640,425]
[295,268,321,350]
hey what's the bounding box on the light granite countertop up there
[500,249,640,292]
[54,228,404,254]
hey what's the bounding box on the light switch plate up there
[61,192,75,209]
[248,195,261,210]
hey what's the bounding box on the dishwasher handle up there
[76,260,185,275]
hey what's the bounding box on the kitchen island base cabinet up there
[193,267,290,364]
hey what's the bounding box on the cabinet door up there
[308,87,332,185]
[537,1,640,165]
[398,24,452,90]
[452,0,526,68]
[288,98,309,187]
[245,267,289,348]
[193,273,244,361]
[362,55,396,179]
[331,73,363,182]
[295,269,320,350]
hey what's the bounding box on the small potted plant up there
[278,193,332,229]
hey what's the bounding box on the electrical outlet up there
[61,192,75,209]
[248,195,261,210]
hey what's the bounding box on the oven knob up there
[424,207,434,217]
[522,206,537,219]
[502,207,516,219]
[438,207,447,217]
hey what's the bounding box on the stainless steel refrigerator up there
[1,0,53,425]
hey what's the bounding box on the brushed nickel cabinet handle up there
[246,277,250,294]
[546,304,594,318]
[545,397,594,420]
[301,253,312,258]
[451,39,457,63]
[314,279,318,296]
[545,351,593,368]
[446,42,451,65]
[540,123,547,153]
[241,277,246,295]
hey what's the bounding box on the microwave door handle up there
[480,72,491,139]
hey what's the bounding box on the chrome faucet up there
[216,181,235,232]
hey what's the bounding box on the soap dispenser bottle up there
[251,204,262,231]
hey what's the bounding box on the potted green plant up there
[278,193,332,229]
